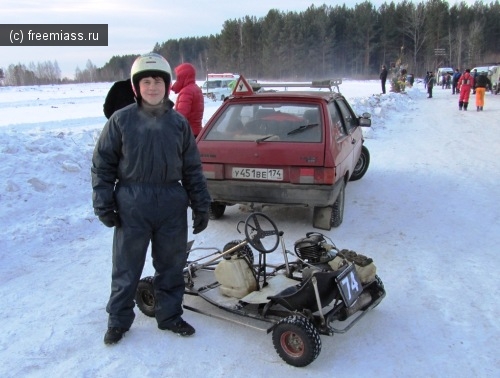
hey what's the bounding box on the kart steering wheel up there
[244,212,280,253]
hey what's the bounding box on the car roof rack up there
[250,79,342,93]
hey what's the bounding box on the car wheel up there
[209,202,226,219]
[330,181,345,227]
[350,145,370,181]
[272,315,322,367]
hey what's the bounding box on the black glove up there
[192,212,209,234]
[98,211,121,228]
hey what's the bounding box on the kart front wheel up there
[272,316,322,367]
[135,276,155,317]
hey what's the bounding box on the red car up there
[196,76,371,230]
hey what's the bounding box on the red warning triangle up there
[232,75,254,96]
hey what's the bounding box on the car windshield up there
[203,103,322,143]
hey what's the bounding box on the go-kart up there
[135,212,385,367]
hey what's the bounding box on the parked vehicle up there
[135,212,386,367]
[200,73,239,101]
[488,65,500,92]
[196,76,371,230]
[437,67,454,85]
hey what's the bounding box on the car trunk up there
[199,140,331,185]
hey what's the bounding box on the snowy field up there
[1,79,499,377]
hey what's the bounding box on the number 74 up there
[340,271,360,300]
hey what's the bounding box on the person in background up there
[474,72,492,111]
[171,63,204,137]
[427,72,435,98]
[380,64,388,94]
[472,68,478,94]
[452,68,461,95]
[103,78,135,119]
[458,68,474,111]
[92,53,211,345]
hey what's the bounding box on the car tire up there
[350,145,370,181]
[330,181,345,227]
[209,202,226,219]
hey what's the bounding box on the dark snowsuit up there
[91,100,211,330]
[452,71,461,94]
[103,79,135,119]
[380,66,388,94]
[427,74,435,98]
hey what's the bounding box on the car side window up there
[327,102,346,138]
[336,100,357,134]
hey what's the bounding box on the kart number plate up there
[232,167,283,181]
[336,264,363,308]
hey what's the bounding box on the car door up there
[334,99,363,177]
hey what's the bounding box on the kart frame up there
[135,212,385,367]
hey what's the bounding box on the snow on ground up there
[0,79,499,377]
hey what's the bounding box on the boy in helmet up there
[91,52,211,345]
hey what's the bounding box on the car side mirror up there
[359,114,371,127]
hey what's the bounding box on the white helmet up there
[130,52,172,101]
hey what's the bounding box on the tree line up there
[2,0,500,86]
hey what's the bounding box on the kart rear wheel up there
[223,240,254,265]
[135,276,155,317]
[272,316,322,367]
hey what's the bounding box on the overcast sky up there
[0,0,478,79]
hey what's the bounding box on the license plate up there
[232,167,283,181]
[336,263,363,308]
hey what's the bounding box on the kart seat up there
[268,270,342,312]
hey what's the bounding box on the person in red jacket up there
[458,68,474,111]
[171,63,204,137]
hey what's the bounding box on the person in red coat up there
[171,63,204,137]
[458,68,474,111]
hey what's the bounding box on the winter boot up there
[477,106,480,111]
[159,317,195,336]
[459,101,463,110]
[480,106,484,111]
[463,102,468,111]
[104,327,129,345]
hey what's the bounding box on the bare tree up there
[466,20,483,67]
[403,2,428,73]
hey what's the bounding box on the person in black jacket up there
[474,73,492,111]
[427,72,436,98]
[102,79,135,119]
[452,68,461,94]
[92,53,211,345]
[380,65,388,94]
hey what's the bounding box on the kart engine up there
[294,233,336,264]
[295,233,377,284]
